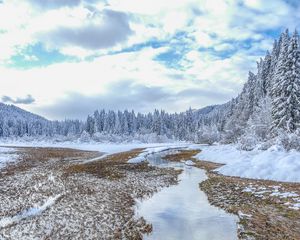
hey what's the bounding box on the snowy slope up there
[0,103,47,122]
[196,144,300,183]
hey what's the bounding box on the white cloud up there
[1,0,300,119]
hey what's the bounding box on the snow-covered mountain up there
[0,103,47,122]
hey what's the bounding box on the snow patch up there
[0,194,62,228]
[270,192,299,198]
[127,145,189,163]
[0,147,18,169]
[185,160,195,166]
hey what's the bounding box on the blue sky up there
[1,0,300,120]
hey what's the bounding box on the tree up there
[86,115,95,136]
[271,29,300,133]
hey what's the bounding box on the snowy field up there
[2,140,300,183]
[0,140,190,157]
[196,144,300,183]
[0,147,19,170]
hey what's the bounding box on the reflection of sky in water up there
[136,153,238,240]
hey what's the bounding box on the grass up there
[64,149,146,180]
[199,172,300,240]
[162,149,201,162]
[162,149,223,171]
[0,147,100,177]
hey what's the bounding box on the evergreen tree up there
[272,30,300,133]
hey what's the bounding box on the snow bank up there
[0,194,61,228]
[196,144,300,183]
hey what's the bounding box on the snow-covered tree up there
[271,30,300,133]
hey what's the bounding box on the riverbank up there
[0,146,180,239]
[162,149,300,239]
[136,150,238,240]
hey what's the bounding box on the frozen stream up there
[135,152,238,240]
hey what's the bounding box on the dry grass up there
[3,146,100,161]
[64,149,149,180]
[162,149,200,162]
[0,147,100,177]
[199,168,300,240]
[0,146,181,239]
[162,149,222,171]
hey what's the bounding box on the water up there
[135,153,238,240]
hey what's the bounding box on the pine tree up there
[271,29,300,133]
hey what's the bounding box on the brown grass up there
[162,149,200,162]
[0,147,101,177]
[64,149,150,180]
[200,170,300,240]
[162,149,223,171]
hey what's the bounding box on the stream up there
[135,151,238,240]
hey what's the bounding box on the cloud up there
[177,88,232,102]
[33,80,233,120]
[42,9,133,50]
[2,0,300,121]
[34,81,176,119]
[2,94,35,104]
[27,0,81,9]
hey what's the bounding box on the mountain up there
[0,103,48,122]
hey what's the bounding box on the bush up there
[238,134,258,151]
[276,129,300,151]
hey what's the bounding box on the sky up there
[1,0,300,120]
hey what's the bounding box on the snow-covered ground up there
[0,141,189,157]
[2,140,299,183]
[196,144,300,183]
[0,147,18,169]
[0,146,179,239]
[0,194,62,228]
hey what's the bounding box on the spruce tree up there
[271,29,300,133]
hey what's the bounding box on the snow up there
[0,147,18,169]
[127,145,188,163]
[270,192,299,198]
[185,160,196,166]
[0,194,61,228]
[0,141,188,158]
[290,203,300,210]
[242,185,299,202]
[237,211,252,219]
[195,144,300,183]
